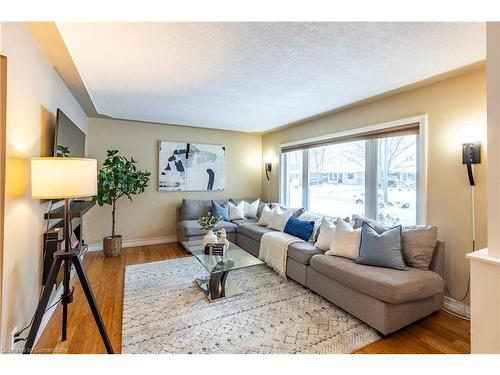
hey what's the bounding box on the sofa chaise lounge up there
[176,198,445,336]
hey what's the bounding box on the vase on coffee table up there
[198,212,222,248]
[202,229,218,248]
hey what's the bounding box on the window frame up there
[279,115,427,224]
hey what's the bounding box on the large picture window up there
[280,119,424,226]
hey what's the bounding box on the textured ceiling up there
[56,22,485,132]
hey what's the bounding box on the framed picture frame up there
[158,140,225,192]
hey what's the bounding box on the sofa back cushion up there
[402,225,438,270]
[180,199,213,221]
[355,222,406,270]
[283,216,315,242]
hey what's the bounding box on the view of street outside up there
[289,184,416,224]
[376,186,416,225]
[309,184,365,218]
[308,140,366,219]
[376,135,417,226]
[283,135,417,226]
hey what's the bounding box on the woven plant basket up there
[103,235,122,257]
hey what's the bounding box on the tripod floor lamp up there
[24,157,113,354]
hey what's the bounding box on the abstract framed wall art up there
[158,141,225,191]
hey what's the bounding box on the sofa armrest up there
[429,240,445,279]
[176,205,181,223]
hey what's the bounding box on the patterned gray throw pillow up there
[270,203,305,218]
[352,215,387,234]
[355,222,407,270]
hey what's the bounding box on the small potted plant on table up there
[198,212,222,248]
[94,150,151,257]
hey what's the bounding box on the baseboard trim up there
[443,296,470,318]
[87,235,178,252]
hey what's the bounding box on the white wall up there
[0,23,88,350]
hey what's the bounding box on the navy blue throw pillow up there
[212,201,229,221]
[283,216,315,242]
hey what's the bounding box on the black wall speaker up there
[462,142,481,165]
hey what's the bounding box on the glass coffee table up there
[181,240,264,302]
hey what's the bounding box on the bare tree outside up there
[376,135,417,225]
[309,147,326,175]
[378,136,416,203]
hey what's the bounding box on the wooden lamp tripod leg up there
[72,254,114,354]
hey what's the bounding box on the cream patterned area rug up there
[122,257,379,354]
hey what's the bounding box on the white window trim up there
[279,115,428,224]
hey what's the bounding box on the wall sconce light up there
[462,141,481,256]
[265,162,272,181]
[462,142,481,186]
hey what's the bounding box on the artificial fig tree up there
[94,150,151,256]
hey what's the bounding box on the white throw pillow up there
[267,208,293,232]
[326,218,361,259]
[257,205,275,226]
[228,201,245,220]
[243,199,260,219]
[315,217,336,251]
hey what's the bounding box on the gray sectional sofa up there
[176,198,445,336]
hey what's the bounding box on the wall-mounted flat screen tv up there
[54,109,85,157]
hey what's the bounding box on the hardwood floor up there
[34,243,470,354]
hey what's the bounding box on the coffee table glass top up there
[182,240,264,274]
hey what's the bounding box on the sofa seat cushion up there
[231,218,258,226]
[237,223,276,241]
[287,242,324,265]
[309,255,443,304]
[177,220,237,237]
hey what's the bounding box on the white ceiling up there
[57,22,485,132]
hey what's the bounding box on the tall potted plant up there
[94,150,151,257]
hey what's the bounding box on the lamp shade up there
[31,157,97,199]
